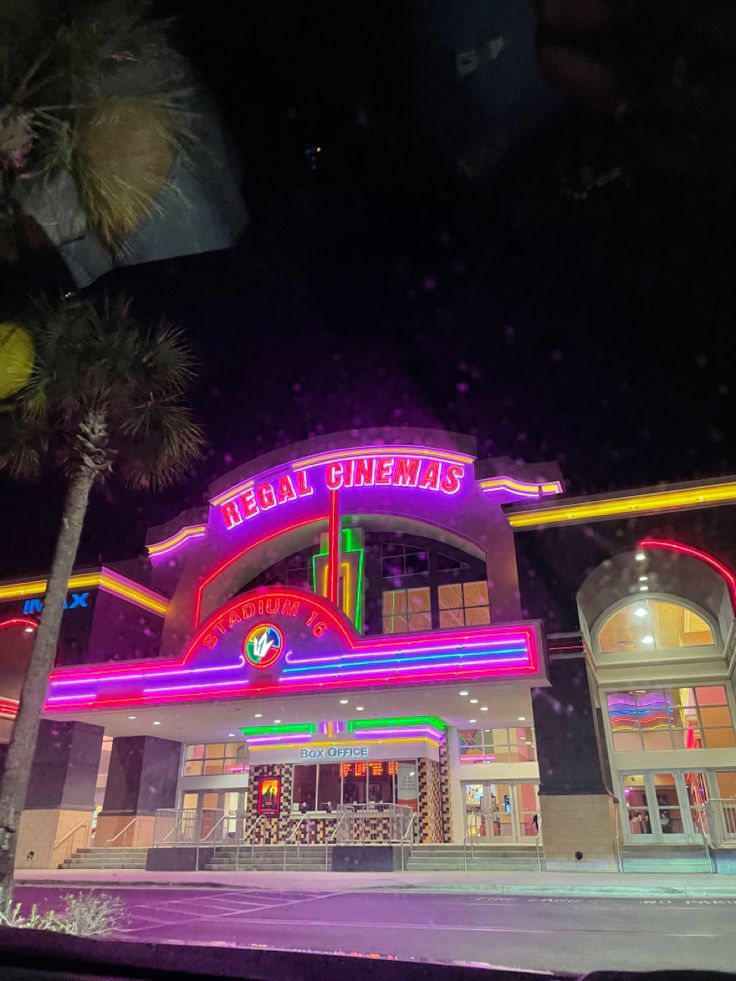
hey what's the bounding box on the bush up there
[0,890,126,936]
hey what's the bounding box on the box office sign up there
[299,745,369,761]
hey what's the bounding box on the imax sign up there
[22,592,90,615]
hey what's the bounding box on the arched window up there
[598,598,715,654]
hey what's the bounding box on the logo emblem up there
[244,623,284,670]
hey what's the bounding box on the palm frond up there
[119,399,204,490]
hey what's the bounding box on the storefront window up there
[598,599,715,654]
[382,587,431,633]
[293,763,317,810]
[184,742,248,776]
[607,687,735,752]
[458,726,536,763]
[292,760,407,809]
[438,581,490,627]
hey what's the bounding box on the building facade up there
[1,429,735,871]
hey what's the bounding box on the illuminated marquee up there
[218,455,466,531]
[45,586,545,711]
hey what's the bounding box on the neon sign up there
[244,624,284,670]
[46,586,545,711]
[218,455,467,531]
[22,592,89,615]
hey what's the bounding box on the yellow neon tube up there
[0,571,168,617]
[508,482,736,529]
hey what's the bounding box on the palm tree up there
[0,294,204,895]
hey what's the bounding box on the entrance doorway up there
[181,789,248,840]
[620,770,734,843]
[463,782,539,842]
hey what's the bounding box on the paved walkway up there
[15,867,736,897]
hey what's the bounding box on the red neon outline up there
[194,515,328,626]
[46,585,541,708]
[638,538,736,610]
[0,617,37,631]
[0,696,19,718]
[327,491,340,605]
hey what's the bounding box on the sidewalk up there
[15,868,736,898]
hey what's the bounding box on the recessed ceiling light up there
[641,635,654,645]
[518,716,526,721]
[128,715,137,720]
[254,713,263,719]
[639,585,649,592]
[469,698,479,704]
[480,706,488,712]
[635,552,646,562]
[634,607,648,618]
[228,733,235,738]
[469,719,477,723]
[356,706,365,711]
[459,690,469,697]
[273,719,281,724]
[24,627,34,633]
[639,576,648,582]
[153,720,161,726]
[339,699,349,705]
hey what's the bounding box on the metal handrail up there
[234,814,264,871]
[53,820,89,866]
[105,816,140,848]
[200,812,230,843]
[324,815,342,871]
[400,812,415,871]
[534,833,543,872]
[284,814,307,870]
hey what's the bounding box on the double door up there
[181,789,248,841]
[464,782,540,842]
[620,770,715,843]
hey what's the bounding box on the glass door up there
[620,771,703,842]
[463,783,540,842]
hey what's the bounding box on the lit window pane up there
[184,760,204,776]
[205,743,225,759]
[613,732,642,751]
[700,706,733,728]
[695,686,728,706]
[407,588,430,612]
[465,605,491,625]
[703,728,736,748]
[463,581,489,607]
[408,611,432,631]
[439,608,465,628]
[438,584,463,610]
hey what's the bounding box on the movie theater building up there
[1,428,735,872]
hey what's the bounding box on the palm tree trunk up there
[0,463,96,897]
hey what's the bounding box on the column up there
[16,719,104,869]
[533,656,619,870]
[96,735,181,847]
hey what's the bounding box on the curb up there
[15,877,736,900]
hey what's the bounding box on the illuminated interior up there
[598,599,714,654]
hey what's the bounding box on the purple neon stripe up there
[352,727,444,741]
[51,656,247,688]
[143,679,251,694]
[284,636,529,665]
[245,733,313,745]
[280,654,530,683]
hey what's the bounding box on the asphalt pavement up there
[14,884,736,974]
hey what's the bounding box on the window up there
[380,543,429,579]
[382,587,431,633]
[183,742,247,776]
[438,580,490,627]
[458,727,536,763]
[607,686,736,752]
[292,760,403,809]
[598,599,715,654]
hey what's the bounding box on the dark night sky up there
[1,1,735,589]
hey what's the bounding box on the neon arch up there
[637,538,736,610]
